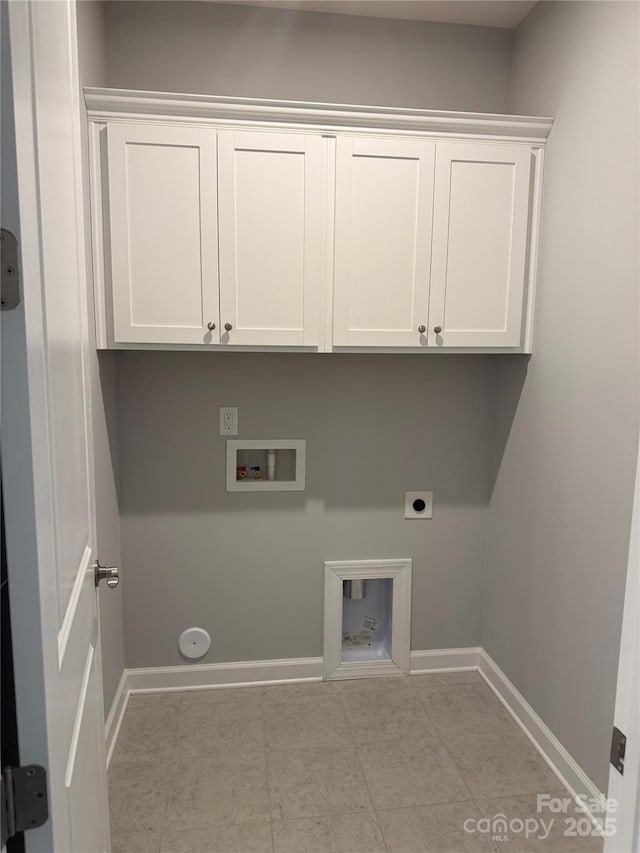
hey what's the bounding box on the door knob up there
[207,321,216,331]
[224,323,233,332]
[434,325,442,334]
[94,561,119,589]
[418,325,426,334]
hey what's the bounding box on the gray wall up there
[483,0,640,792]
[76,0,126,716]
[93,0,640,794]
[117,353,493,666]
[101,0,511,670]
[104,1,512,112]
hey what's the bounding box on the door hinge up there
[1,765,49,845]
[610,726,626,775]
[1,228,20,310]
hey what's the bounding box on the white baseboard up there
[127,656,323,693]
[328,659,405,680]
[104,668,129,769]
[104,647,604,826]
[410,646,482,673]
[477,649,605,817]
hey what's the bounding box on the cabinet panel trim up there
[333,136,435,348]
[217,130,324,347]
[428,142,533,349]
[105,122,219,345]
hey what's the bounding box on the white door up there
[3,2,111,851]
[106,122,219,345]
[217,130,324,346]
[428,143,532,348]
[333,136,435,348]
[604,441,640,853]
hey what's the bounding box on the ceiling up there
[208,1,538,29]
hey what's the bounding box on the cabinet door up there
[106,123,219,344]
[217,130,324,346]
[428,143,532,348]
[333,137,435,347]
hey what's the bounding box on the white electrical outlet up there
[219,406,238,436]
[405,491,433,519]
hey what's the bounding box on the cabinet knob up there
[207,321,216,331]
[224,322,233,332]
[418,325,426,334]
[434,325,442,334]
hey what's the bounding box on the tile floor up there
[109,672,604,853]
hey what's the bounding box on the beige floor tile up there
[176,711,265,758]
[180,687,264,722]
[264,696,353,751]
[272,812,385,852]
[475,795,604,853]
[165,750,270,830]
[331,675,412,706]
[112,704,179,764]
[127,692,184,712]
[268,746,373,821]
[159,821,274,852]
[109,759,170,840]
[418,683,516,736]
[343,688,437,744]
[378,802,496,852]
[111,822,163,853]
[262,681,338,706]
[109,676,594,853]
[448,730,565,800]
[176,688,265,758]
[408,671,483,690]
[358,736,471,810]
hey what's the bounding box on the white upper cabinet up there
[106,123,219,344]
[333,137,435,347]
[88,89,551,353]
[217,130,324,346]
[428,143,533,348]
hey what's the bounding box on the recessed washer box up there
[226,439,306,492]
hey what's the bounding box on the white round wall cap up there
[178,626,211,660]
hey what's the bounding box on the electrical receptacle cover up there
[404,491,433,519]
[219,406,238,436]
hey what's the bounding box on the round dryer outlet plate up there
[178,626,211,659]
[404,491,433,519]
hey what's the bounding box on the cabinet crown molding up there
[84,87,553,144]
